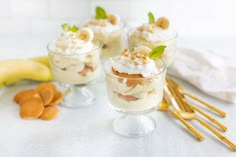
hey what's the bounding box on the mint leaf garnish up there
[70,25,78,32]
[148,12,155,24]
[95,6,107,19]
[61,23,71,32]
[149,45,166,59]
[61,24,78,32]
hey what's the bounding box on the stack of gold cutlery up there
[158,78,236,151]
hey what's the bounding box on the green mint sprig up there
[149,45,166,59]
[70,25,78,32]
[95,6,107,19]
[61,24,78,32]
[148,12,155,24]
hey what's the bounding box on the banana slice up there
[132,46,152,56]
[66,62,85,72]
[51,55,71,69]
[76,28,94,42]
[107,14,120,25]
[156,17,170,30]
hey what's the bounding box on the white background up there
[0,0,236,60]
[0,0,236,37]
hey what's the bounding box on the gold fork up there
[178,103,236,150]
[167,78,228,132]
[165,78,236,151]
[168,78,227,117]
[163,85,204,141]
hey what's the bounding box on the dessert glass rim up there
[83,18,126,32]
[128,27,178,42]
[47,40,102,56]
[104,56,166,80]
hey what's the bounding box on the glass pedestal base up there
[58,83,95,108]
[113,114,156,137]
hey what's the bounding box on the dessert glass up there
[105,57,166,137]
[47,41,101,108]
[84,21,125,62]
[128,29,177,67]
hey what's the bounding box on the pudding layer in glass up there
[84,7,124,60]
[48,27,101,85]
[105,46,166,112]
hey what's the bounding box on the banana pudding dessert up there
[128,12,176,66]
[105,46,166,112]
[48,24,101,84]
[84,6,124,60]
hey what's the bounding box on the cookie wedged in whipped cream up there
[48,26,101,84]
[83,6,124,59]
[105,46,166,111]
[129,15,176,67]
[111,47,159,78]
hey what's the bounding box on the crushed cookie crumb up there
[137,26,144,32]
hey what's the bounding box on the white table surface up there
[0,35,236,157]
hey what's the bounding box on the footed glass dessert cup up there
[47,41,101,108]
[83,6,125,62]
[105,57,166,137]
[84,21,125,62]
[128,31,177,67]
[128,13,177,67]
[97,24,125,61]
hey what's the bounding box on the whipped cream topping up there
[111,48,159,77]
[85,18,122,35]
[132,23,175,42]
[49,28,95,55]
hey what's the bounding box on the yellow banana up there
[30,56,50,68]
[0,83,4,89]
[0,59,53,88]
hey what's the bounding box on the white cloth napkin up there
[167,48,236,103]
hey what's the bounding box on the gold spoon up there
[163,78,235,150]
[178,111,236,151]
[168,78,227,117]
[167,78,227,132]
[163,85,205,141]
[182,98,228,132]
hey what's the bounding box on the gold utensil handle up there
[184,93,227,117]
[167,78,184,92]
[164,86,181,111]
[169,109,204,141]
[195,117,236,151]
[167,79,192,112]
[166,80,186,111]
[182,99,228,132]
